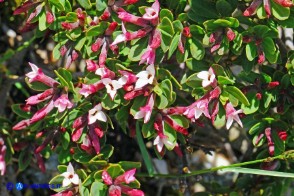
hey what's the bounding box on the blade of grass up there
[221,167,294,178]
[136,121,154,176]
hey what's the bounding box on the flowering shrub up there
[1,0,294,195]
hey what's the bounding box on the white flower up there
[61,163,79,187]
[101,78,123,100]
[197,67,216,88]
[135,64,155,90]
[88,103,107,124]
[153,135,176,153]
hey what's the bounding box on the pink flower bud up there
[13,119,30,130]
[278,131,287,141]
[226,28,235,41]
[164,116,188,135]
[102,170,113,185]
[256,93,262,100]
[273,0,293,7]
[183,27,192,38]
[268,81,280,89]
[46,11,54,24]
[124,0,138,5]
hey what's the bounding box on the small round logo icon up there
[6,182,13,190]
[15,182,24,191]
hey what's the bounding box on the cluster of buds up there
[255,127,287,156]
[244,0,293,18]
[209,28,236,53]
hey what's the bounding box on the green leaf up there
[26,79,51,91]
[272,2,290,20]
[218,76,235,85]
[159,17,175,52]
[49,175,66,192]
[136,122,154,176]
[163,122,177,148]
[19,150,32,171]
[225,86,250,106]
[119,161,142,171]
[249,122,265,135]
[38,10,49,31]
[241,92,260,114]
[49,0,65,11]
[211,64,226,76]
[221,167,294,178]
[100,144,114,159]
[272,131,285,156]
[96,0,107,11]
[172,20,184,33]
[188,0,218,23]
[61,132,70,150]
[128,37,148,61]
[101,93,121,110]
[107,164,124,178]
[216,0,233,16]
[189,38,205,60]
[90,182,106,195]
[214,102,226,128]
[186,58,209,71]
[168,34,180,59]
[77,0,92,9]
[11,104,32,119]
[142,117,156,138]
[245,42,257,61]
[86,22,108,37]
[73,151,93,163]
[160,9,174,21]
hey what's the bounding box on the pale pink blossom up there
[135,64,155,90]
[26,63,59,87]
[134,94,154,123]
[61,163,79,187]
[26,88,54,105]
[79,81,104,97]
[117,9,148,27]
[142,0,160,25]
[0,138,6,175]
[225,102,243,129]
[88,103,107,124]
[109,185,122,196]
[54,94,73,112]
[95,67,115,79]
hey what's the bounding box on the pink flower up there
[109,185,122,196]
[102,169,144,196]
[30,100,55,124]
[111,23,152,46]
[79,81,104,97]
[225,102,243,129]
[26,88,54,105]
[197,67,217,88]
[134,94,154,123]
[12,119,31,130]
[88,104,107,124]
[26,63,59,87]
[0,138,6,175]
[114,169,136,184]
[142,0,160,25]
[96,67,115,79]
[265,127,275,156]
[243,0,262,16]
[274,0,293,7]
[54,94,73,112]
[81,135,94,154]
[117,9,148,27]
[102,170,113,185]
[91,38,104,53]
[123,0,138,5]
[89,124,102,154]
[86,60,99,72]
